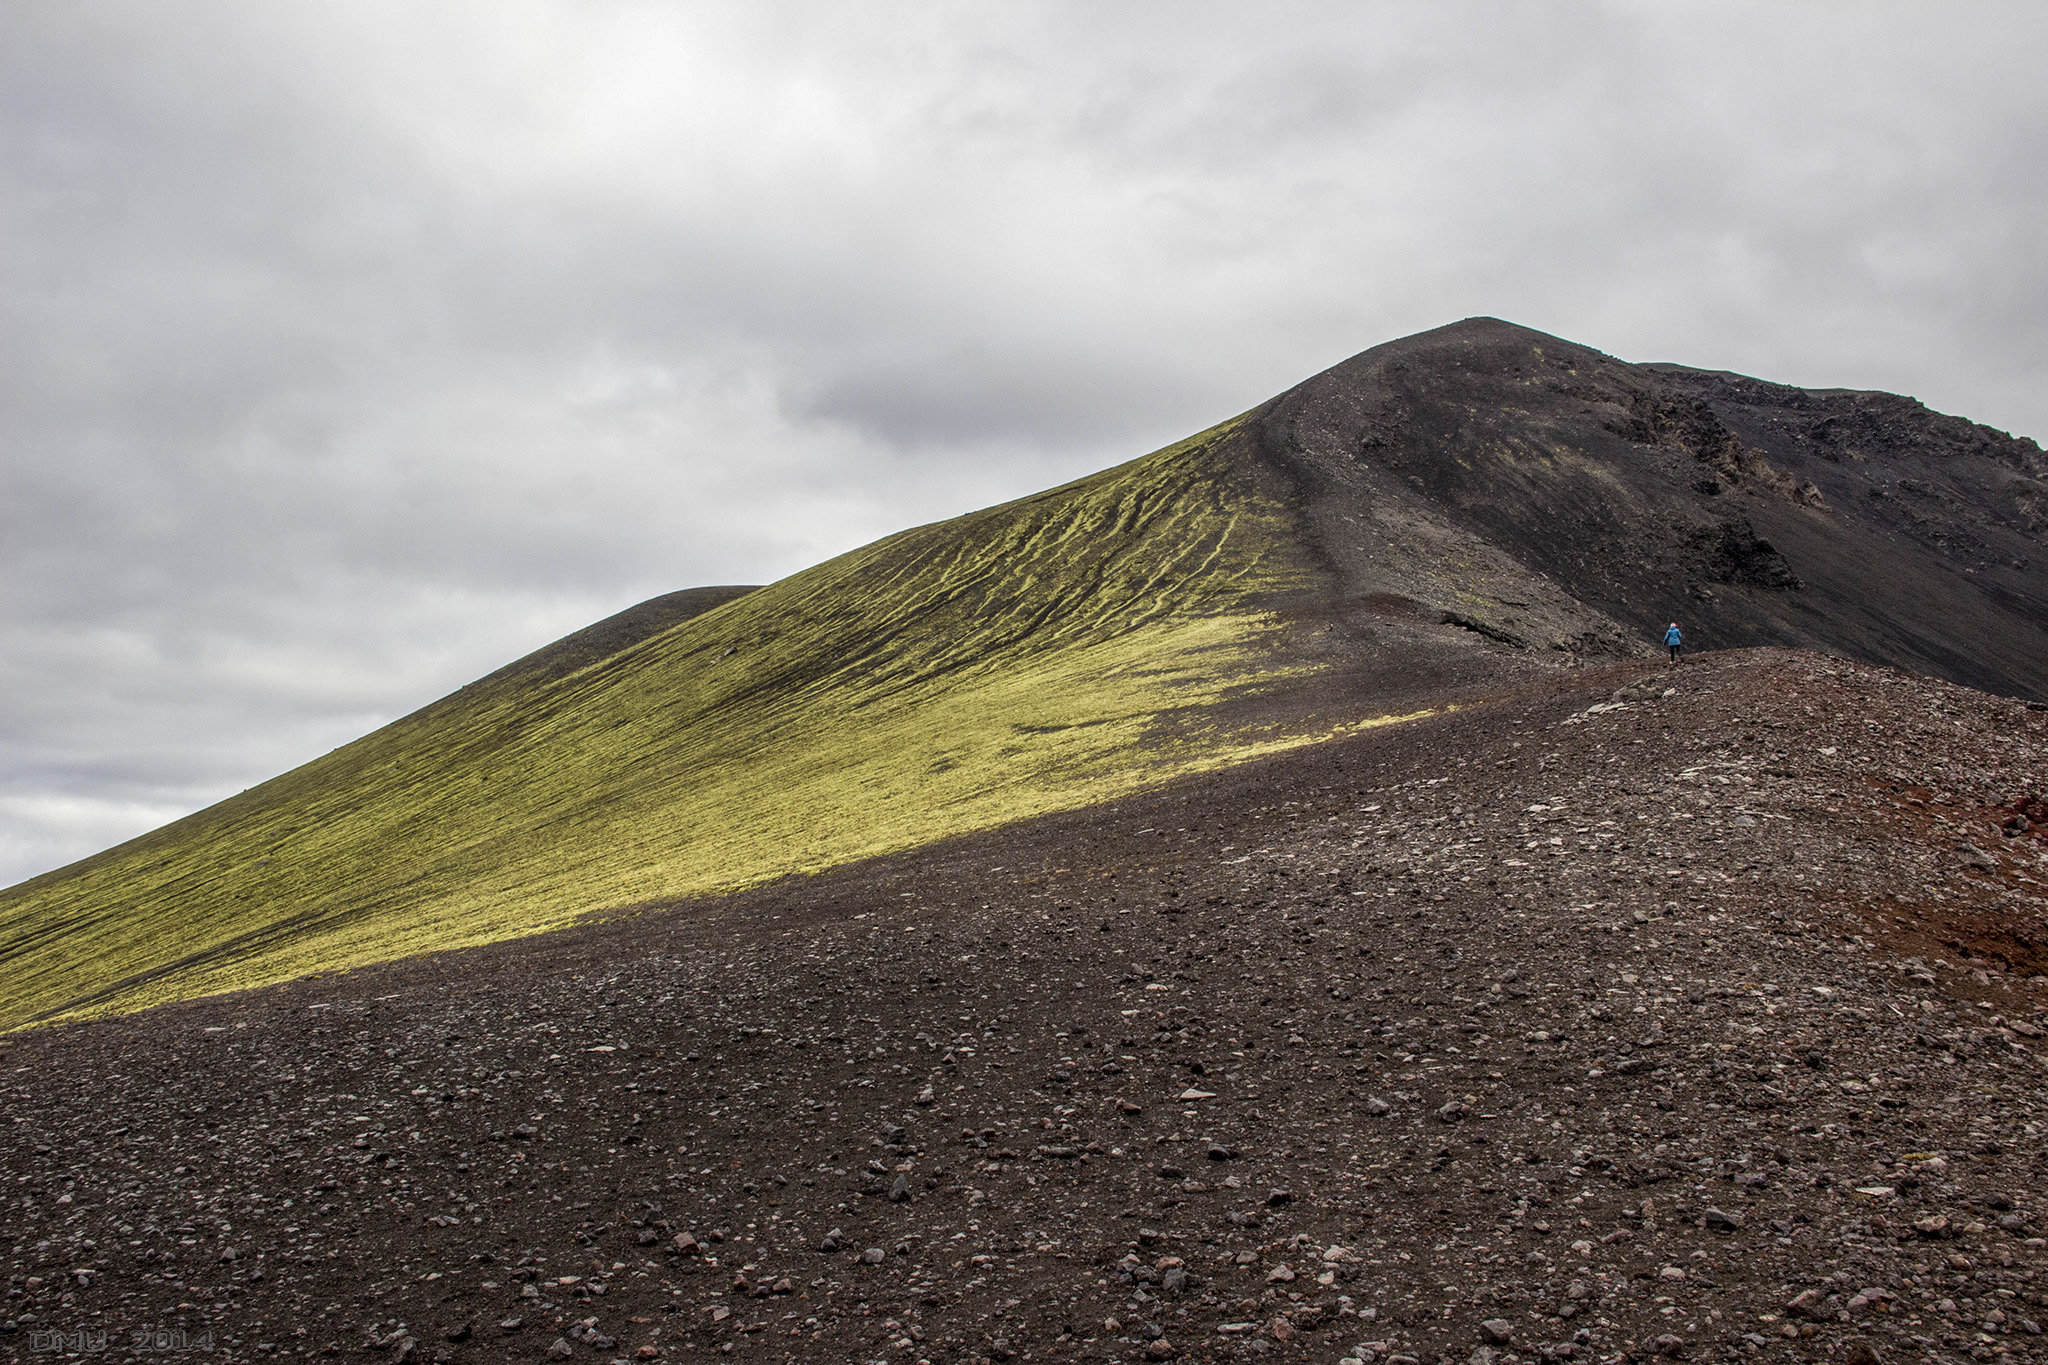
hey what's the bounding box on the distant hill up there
[3,318,2042,1031]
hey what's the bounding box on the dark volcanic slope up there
[1250,319,2048,700]
[4,649,2045,1365]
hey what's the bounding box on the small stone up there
[1365,1097,1391,1116]
[1267,1263,1295,1283]
[671,1232,700,1256]
[859,1247,886,1264]
[888,1173,912,1202]
[914,1086,935,1106]
[1649,1333,1687,1358]
[1702,1207,1742,1232]
[547,1340,573,1360]
[1266,1188,1292,1206]
[1479,1318,1514,1345]
[1144,1339,1177,1361]
[498,1318,523,1332]
[820,1228,843,1252]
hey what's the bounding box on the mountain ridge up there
[3,317,2044,1032]
[0,425,1337,1030]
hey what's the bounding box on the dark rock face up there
[1684,519,1801,591]
[1242,317,2048,700]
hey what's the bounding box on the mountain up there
[3,317,2043,1032]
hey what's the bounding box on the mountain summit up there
[1248,316,2047,698]
[3,318,2043,1030]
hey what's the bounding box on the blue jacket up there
[1664,626,1682,647]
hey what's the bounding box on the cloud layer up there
[6,1,2046,884]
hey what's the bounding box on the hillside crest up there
[3,319,2043,1031]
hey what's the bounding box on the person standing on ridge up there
[1664,622,1682,663]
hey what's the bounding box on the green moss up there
[0,420,1425,1031]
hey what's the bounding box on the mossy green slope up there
[0,420,1387,1031]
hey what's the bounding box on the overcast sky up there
[4,1,2045,887]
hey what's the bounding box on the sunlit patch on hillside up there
[0,419,1431,1031]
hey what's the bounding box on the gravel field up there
[4,647,2045,1365]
